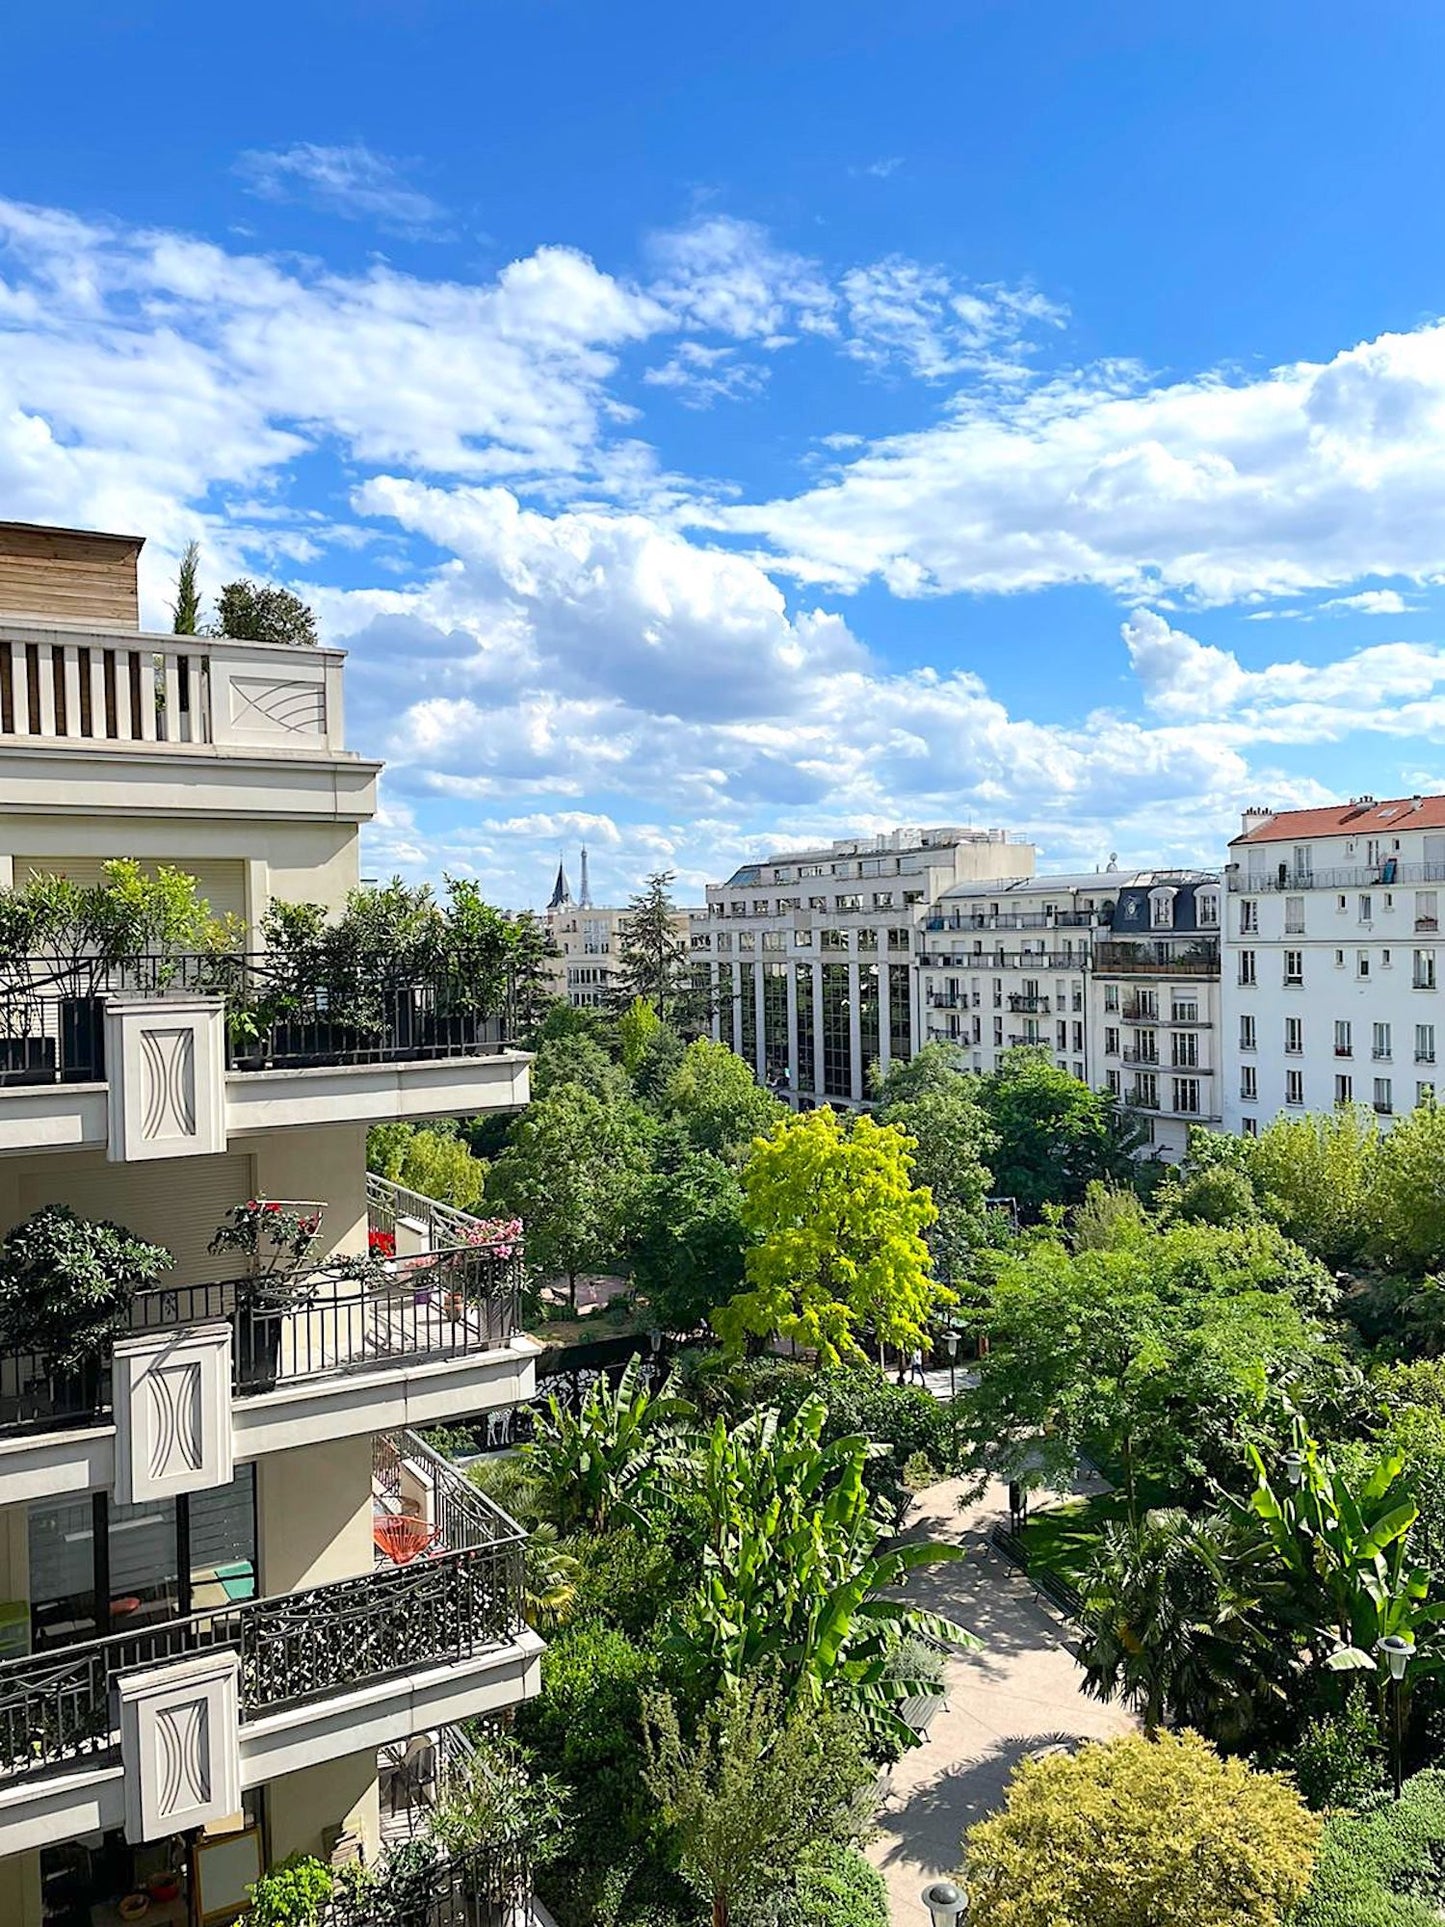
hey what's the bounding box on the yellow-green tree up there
[964,1730,1320,1927]
[713,1108,945,1364]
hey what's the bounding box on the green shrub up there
[774,1844,889,1927]
[515,1625,659,1844]
[1283,1687,1387,1812]
[245,1856,334,1927]
[568,1527,686,1636]
[1294,1768,1445,1926]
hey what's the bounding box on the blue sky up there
[7,3,1445,906]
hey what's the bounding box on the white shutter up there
[15,1152,254,1285]
[1424,836,1445,873]
[14,857,247,926]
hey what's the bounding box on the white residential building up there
[1223,796,1445,1135]
[695,827,1034,1106]
[542,849,697,1009]
[0,522,540,1922]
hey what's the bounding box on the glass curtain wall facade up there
[821,963,851,1099]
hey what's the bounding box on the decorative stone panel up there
[118,1651,242,1843]
[113,1320,234,1505]
[104,996,226,1161]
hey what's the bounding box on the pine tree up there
[611,870,708,1027]
[171,540,202,635]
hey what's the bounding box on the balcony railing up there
[1228,861,1445,893]
[0,951,519,1078]
[321,1838,528,1927]
[0,1244,521,1436]
[367,1172,493,1251]
[0,1487,524,1781]
[0,629,342,754]
[1007,994,1051,1013]
[926,911,1096,932]
[919,950,1083,969]
[1093,941,1220,977]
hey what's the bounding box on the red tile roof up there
[1232,796,1445,845]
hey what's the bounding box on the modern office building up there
[0,522,539,1922]
[1223,796,1445,1135]
[693,827,1034,1106]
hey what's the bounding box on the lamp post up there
[1280,1448,1306,1488]
[1378,1633,1413,1798]
[921,1880,969,1927]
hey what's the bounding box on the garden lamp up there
[648,1328,662,1356]
[1378,1633,1413,1682]
[943,1328,959,1361]
[921,1879,969,1927]
[1279,1448,1306,1487]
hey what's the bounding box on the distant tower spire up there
[578,844,592,909]
[547,852,573,911]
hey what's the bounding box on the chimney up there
[1240,808,1275,836]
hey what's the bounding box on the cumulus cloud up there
[234,141,448,235]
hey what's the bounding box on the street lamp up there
[921,1880,969,1927]
[1378,1633,1414,1798]
[1279,1448,1306,1488]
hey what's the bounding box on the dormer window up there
[1149,887,1177,930]
[1196,890,1219,929]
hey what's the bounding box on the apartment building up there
[1223,796,1445,1135]
[0,524,539,1923]
[917,867,1222,1158]
[543,851,696,1009]
[694,827,1034,1106]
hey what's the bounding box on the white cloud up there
[642,341,767,407]
[234,141,448,235]
[646,215,837,345]
[1321,589,1411,615]
[841,259,1066,381]
[719,321,1445,606]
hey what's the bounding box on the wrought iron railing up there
[0,1245,521,1436]
[1007,994,1051,1013]
[925,910,1096,932]
[1228,860,1445,893]
[0,952,519,1076]
[0,1507,525,1782]
[1093,941,1220,976]
[367,1173,490,1250]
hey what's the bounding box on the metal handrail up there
[1229,861,1445,893]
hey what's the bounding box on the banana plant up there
[1243,1420,1445,1675]
[524,1355,697,1534]
[674,1396,977,1748]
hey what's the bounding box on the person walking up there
[907,1345,928,1386]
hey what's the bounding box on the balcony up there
[926,910,1096,932]
[1122,1048,1160,1067]
[0,624,377,823]
[1121,1003,1209,1025]
[0,954,531,1157]
[0,1243,537,1507]
[0,1431,541,1852]
[1228,861,1445,893]
[1007,994,1051,1013]
[1093,940,1220,977]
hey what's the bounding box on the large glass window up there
[763,963,789,1083]
[739,962,757,1068]
[821,963,852,1099]
[795,963,815,1095]
[858,964,880,1084]
[715,962,734,1049]
[888,963,912,1065]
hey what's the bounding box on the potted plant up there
[0,1206,173,1414]
[245,1855,335,1927]
[209,1198,326,1392]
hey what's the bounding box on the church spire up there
[578,844,592,909]
[547,852,572,911]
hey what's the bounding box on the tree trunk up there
[568,1268,578,1312]
[713,1895,729,1927]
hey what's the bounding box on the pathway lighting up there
[921,1880,969,1927]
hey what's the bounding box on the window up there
[777,897,800,913]
[820,962,851,1099]
[1359,894,1374,924]
[1357,950,1371,980]
[1150,890,1175,929]
[1285,1016,1304,1055]
[1335,1019,1353,1057]
[1374,1076,1394,1116]
[1238,949,1257,986]
[1242,1116,1260,1136]
[730,901,746,918]
[1173,996,1200,1024]
[1172,1031,1199,1068]
[1335,948,1346,967]
[888,928,911,954]
[1418,1023,1437,1065]
[1106,1068,1122,1096]
[1173,1077,1201,1115]
[1197,891,1219,928]
[1336,1073,1354,1106]
[820,928,845,952]
[1337,894,1347,912]
[1284,949,1304,985]
[1240,900,1259,934]
[993,1016,1004,1046]
[1373,1022,1392,1061]
[1240,1065,1258,1101]
[856,927,878,953]
[1418,891,1439,932]
[1419,1082,1437,1109]
[716,932,732,952]
[1104,984,1120,1013]
[871,892,894,909]
[752,899,769,917]
[835,893,862,913]
[1134,1071,1159,1109]
[1286,1069,1305,1107]
[738,930,756,952]
[889,959,912,1067]
[1416,949,1438,990]
[1135,1029,1158,1064]
[1239,1013,1256,1052]
[1105,1027,1120,1055]
[808,895,828,913]
[762,930,785,952]
[793,929,810,948]
[1285,895,1305,934]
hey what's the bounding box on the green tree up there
[617,995,662,1075]
[523,1356,696,1533]
[715,1108,945,1364]
[369,1122,486,1211]
[978,1047,1140,1216]
[170,539,202,634]
[0,1205,173,1371]
[876,1075,995,1285]
[1078,1507,1287,1743]
[489,1086,647,1308]
[1367,1100,1445,1274]
[611,870,705,1026]
[642,1678,874,1927]
[869,1039,969,1106]
[1245,1108,1380,1268]
[664,1037,785,1160]
[631,1152,752,1334]
[530,1032,632,1104]
[964,1731,1321,1927]
[213,577,318,647]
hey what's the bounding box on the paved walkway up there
[867,1475,1134,1927]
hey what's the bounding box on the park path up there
[867,1474,1135,1927]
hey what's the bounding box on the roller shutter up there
[15,1152,255,1285]
[14,857,247,927]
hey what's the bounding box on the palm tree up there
[1078,1506,1288,1744]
